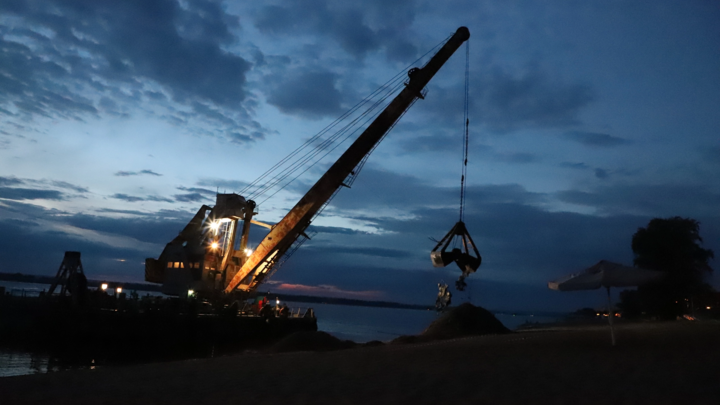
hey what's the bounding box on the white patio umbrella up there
[548,260,665,345]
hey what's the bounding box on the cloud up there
[556,183,720,217]
[173,192,207,202]
[415,67,594,133]
[196,178,249,192]
[0,0,270,145]
[494,152,539,164]
[266,69,343,118]
[392,131,490,155]
[0,187,64,201]
[111,194,145,203]
[0,176,87,194]
[560,162,590,170]
[310,225,369,235]
[176,186,215,195]
[564,131,629,147]
[270,282,383,299]
[0,218,150,277]
[252,0,418,60]
[703,146,720,164]
[62,212,188,246]
[95,208,156,217]
[47,180,89,193]
[327,166,545,211]
[0,176,23,186]
[110,193,173,203]
[303,244,412,258]
[594,168,609,179]
[114,170,162,177]
[482,69,594,131]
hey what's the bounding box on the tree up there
[622,217,714,319]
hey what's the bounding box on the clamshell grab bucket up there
[430,221,482,275]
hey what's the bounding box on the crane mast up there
[223,27,471,294]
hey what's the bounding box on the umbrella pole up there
[606,286,616,346]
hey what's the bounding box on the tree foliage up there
[620,217,714,319]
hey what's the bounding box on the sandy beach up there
[1,321,719,404]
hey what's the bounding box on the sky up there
[1,0,719,312]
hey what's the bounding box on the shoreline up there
[1,321,718,404]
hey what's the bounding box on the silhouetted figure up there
[436,282,452,311]
[67,271,88,306]
[257,296,268,313]
[259,303,275,320]
[279,303,290,318]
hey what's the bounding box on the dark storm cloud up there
[556,183,720,217]
[252,0,418,60]
[114,170,162,177]
[564,131,629,147]
[0,187,64,201]
[266,69,343,118]
[110,193,173,203]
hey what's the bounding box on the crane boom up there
[224,27,470,294]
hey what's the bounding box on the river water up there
[0,282,561,377]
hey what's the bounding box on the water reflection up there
[0,348,107,377]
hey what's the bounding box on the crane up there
[145,27,471,298]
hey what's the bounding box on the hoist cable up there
[257,79,407,205]
[237,34,453,204]
[239,79,397,198]
[251,77,405,202]
[459,40,470,222]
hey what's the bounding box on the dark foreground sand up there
[1,321,719,404]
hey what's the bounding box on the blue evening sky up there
[1,0,718,312]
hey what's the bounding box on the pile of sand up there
[393,303,510,344]
[269,331,357,353]
[270,304,509,352]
